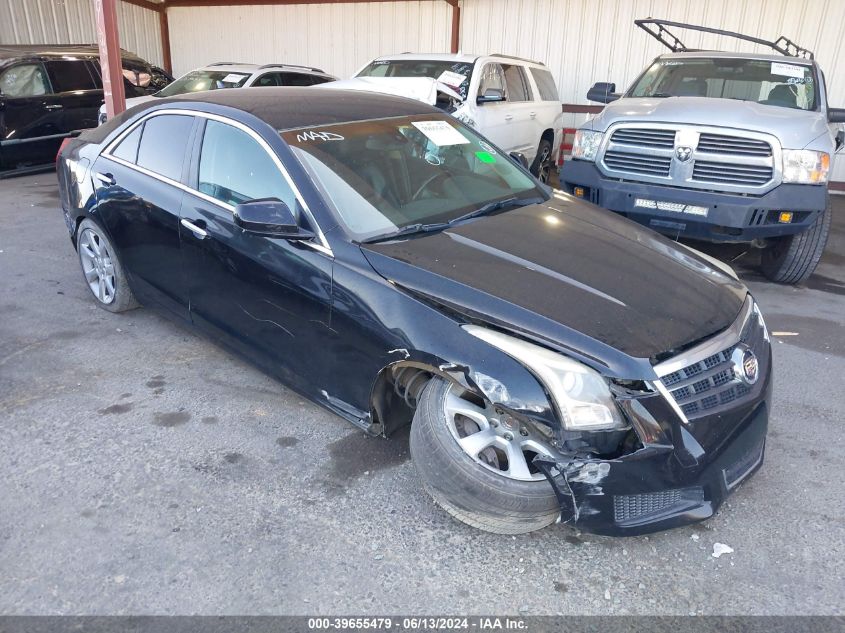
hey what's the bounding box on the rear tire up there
[760,199,831,284]
[529,138,553,184]
[410,378,560,534]
[76,218,139,313]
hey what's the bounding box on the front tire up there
[410,378,561,534]
[76,218,138,313]
[760,198,831,284]
[529,138,553,184]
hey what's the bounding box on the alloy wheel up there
[78,227,116,304]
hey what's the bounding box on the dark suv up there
[0,44,171,173]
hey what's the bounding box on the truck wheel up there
[410,377,561,534]
[529,139,553,184]
[760,199,831,284]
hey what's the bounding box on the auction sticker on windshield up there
[437,70,468,88]
[412,120,470,146]
[771,62,806,79]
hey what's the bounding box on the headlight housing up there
[571,129,603,162]
[782,149,830,184]
[463,325,626,432]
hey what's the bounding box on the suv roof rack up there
[207,61,253,67]
[491,53,544,66]
[635,18,814,60]
[257,63,325,73]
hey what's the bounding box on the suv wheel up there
[410,377,561,534]
[760,198,831,284]
[529,139,553,184]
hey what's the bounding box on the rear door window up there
[111,124,143,163]
[280,72,315,87]
[198,119,295,209]
[0,63,49,97]
[502,64,531,101]
[44,60,97,93]
[136,114,194,181]
[252,73,281,87]
[530,68,559,101]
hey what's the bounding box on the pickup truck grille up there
[692,161,774,186]
[604,150,671,176]
[598,125,778,193]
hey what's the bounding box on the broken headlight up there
[782,149,830,184]
[571,129,603,162]
[463,326,626,432]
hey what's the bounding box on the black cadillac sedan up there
[57,88,772,536]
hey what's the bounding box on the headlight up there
[463,326,626,432]
[571,129,603,161]
[782,149,830,184]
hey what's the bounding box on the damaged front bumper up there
[535,388,770,536]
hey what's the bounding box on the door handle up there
[529,111,537,118]
[94,172,116,186]
[504,114,514,121]
[181,218,208,239]
[45,104,63,110]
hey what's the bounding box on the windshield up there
[356,60,475,101]
[628,58,817,110]
[283,115,543,241]
[155,70,251,97]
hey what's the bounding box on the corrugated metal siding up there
[167,1,452,78]
[460,0,845,180]
[0,0,164,68]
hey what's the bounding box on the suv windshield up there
[155,70,251,97]
[629,58,817,110]
[283,115,543,241]
[356,60,475,101]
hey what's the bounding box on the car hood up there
[360,196,747,377]
[325,77,461,105]
[591,97,830,149]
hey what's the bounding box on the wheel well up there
[71,214,85,247]
[541,129,555,145]
[369,362,464,437]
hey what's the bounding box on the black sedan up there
[56,88,772,536]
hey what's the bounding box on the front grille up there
[692,161,773,186]
[697,133,772,157]
[610,128,675,149]
[604,150,671,176]
[613,487,704,523]
[659,300,768,420]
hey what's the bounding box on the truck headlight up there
[571,129,603,162]
[782,149,830,184]
[463,326,626,432]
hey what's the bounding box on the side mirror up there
[828,108,845,123]
[836,129,844,152]
[587,82,621,104]
[509,152,529,168]
[234,199,315,240]
[476,88,505,104]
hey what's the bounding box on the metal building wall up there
[0,0,164,68]
[167,1,453,78]
[461,0,845,181]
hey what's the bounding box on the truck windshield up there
[283,115,542,241]
[628,58,817,111]
[356,60,475,101]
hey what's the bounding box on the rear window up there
[44,60,97,92]
[136,114,194,181]
[530,68,559,101]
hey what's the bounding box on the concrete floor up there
[0,174,843,615]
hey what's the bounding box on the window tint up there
[478,63,505,97]
[112,123,143,163]
[198,119,295,209]
[44,60,97,93]
[0,63,49,97]
[137,115,194,181]
[310,75,333,85]
[280,72,316,87]
[502,64,530,101]
[530,68,559,101]
[253,73,281,87]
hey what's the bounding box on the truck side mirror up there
[828,108,845,123]
[587,82,620,104]
[476,88,505,104]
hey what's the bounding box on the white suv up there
[98,62,336,124]
[332,53,563,181]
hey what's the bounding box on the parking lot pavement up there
[0,173,843,616]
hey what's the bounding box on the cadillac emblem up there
[731,346,759,385]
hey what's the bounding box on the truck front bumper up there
[559,160,827,243]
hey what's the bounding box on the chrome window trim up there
[101,108,333,257]
[653,295,753,378]
[596,122,782,195]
